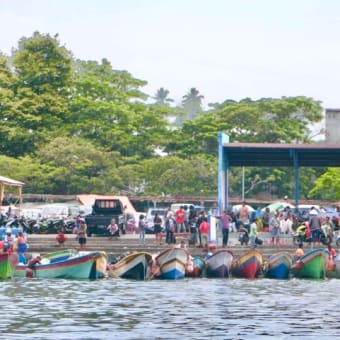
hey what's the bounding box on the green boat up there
[15,250,100,279]
[291,248,328,279]
[0,253,18,279]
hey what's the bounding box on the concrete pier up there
[24,232,300,259]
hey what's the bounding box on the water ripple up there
[1,277,340,339]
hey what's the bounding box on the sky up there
[1,0,340,117]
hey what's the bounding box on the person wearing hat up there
[4,228,14,252]
[309,207,321,247]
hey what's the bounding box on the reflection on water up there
[1,278,340,339]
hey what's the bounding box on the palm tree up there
[153,87,174,105]
[181,87,204,121]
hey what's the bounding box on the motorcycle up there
[238,227,249,246]
[293,223,311,245]
[320,224,332,246]
[294,223,332,246]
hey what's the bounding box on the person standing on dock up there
[78,220,87,251]
[138,214,146,245]
[165,212,176,245]
[175,206,186,233]
[153,213,163,245]
[269,210,281,246]
[238,201,250,230]
[309,208,321,248]
[199,217,210,250]
[215,210,232,247]
[249,219,258,249]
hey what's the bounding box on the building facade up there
[325,109,340,143]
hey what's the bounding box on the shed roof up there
[0,175,24,186]
[223,143,340,167]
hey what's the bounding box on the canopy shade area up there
[223,142,340,167]
[0,175,25,208]
[217,133,340,212]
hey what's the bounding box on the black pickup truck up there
[85,198,126,236]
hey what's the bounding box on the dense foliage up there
[0,31,334,199]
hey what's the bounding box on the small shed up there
[0,175,25,209]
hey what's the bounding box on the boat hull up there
[205,250,233,278]
[109,252,153,280]
[156,247,189,280]
[265,252,293,279]
[291,248,327,279]
[80,251,108,279]
[15,252,99,279]
[232,249,263,279]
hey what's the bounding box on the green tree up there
[153,87,174,105]
[68,59,171,159]
[0,53,19,155]
[34,136,125,194]
[0,32,73,157]
[309,168,340,200]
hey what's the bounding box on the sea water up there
[1,277,340,339]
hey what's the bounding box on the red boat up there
[232,249,264,279]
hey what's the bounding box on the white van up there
[170,203,194,213]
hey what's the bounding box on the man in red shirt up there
[175,206,186,233]
[199,217,210,250]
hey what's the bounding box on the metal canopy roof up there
[223,143,340,167]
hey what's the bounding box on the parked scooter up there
[238,226,249,246]
[293,223,311,245]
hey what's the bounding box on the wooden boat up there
[205,250,234,278]
[0,252,18,279]
[291,248,328,279]
[155,247,189,280]
[108,251,153,280]
[80,251,108,279]
[232,249,264,279]
[15,250,100,279]
[185,256,205,278]
[264,251,293,279]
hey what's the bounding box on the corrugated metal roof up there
[223,143,340,167]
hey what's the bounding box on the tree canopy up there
[0,31,335,200]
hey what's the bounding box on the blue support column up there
[218,133,229,213]
[293,150,300,208]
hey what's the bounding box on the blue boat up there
[155,247,189,280]
[264,251,293,279]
